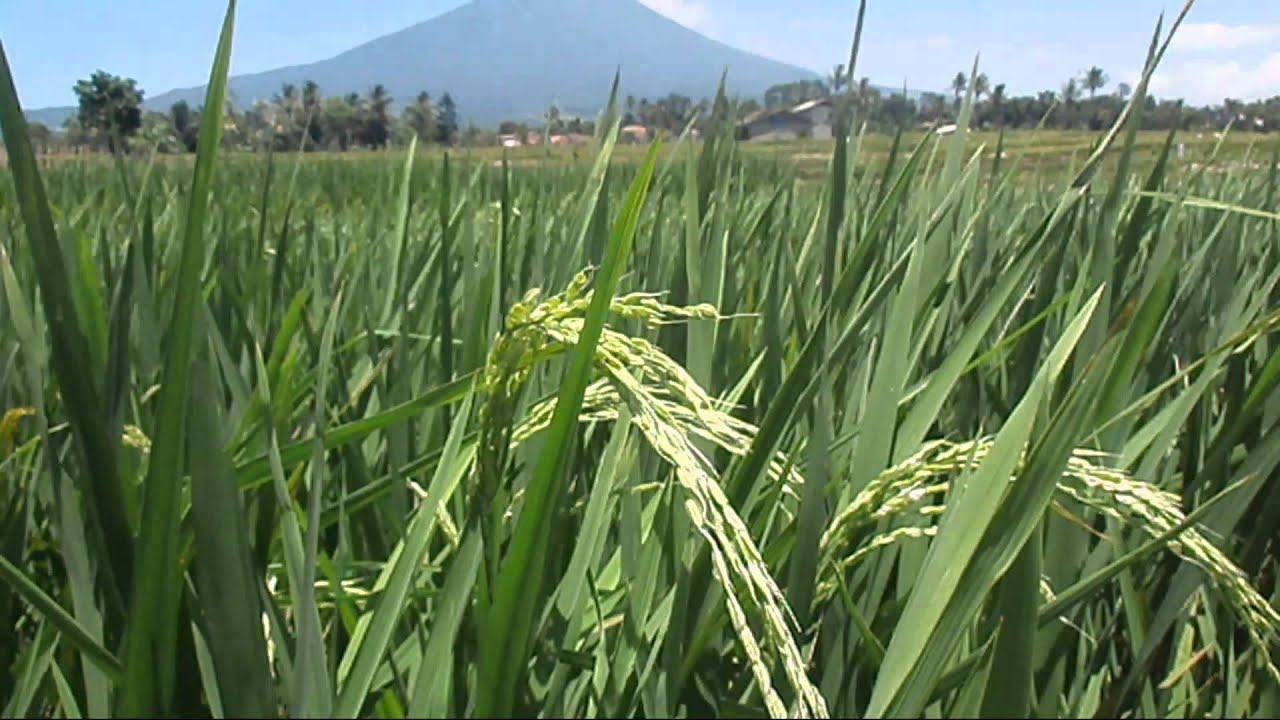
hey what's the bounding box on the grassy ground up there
[13,127,1273,182]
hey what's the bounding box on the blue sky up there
[2,0,1276,110]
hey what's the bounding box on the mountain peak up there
[129,0,816,126]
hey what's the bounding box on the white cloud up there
[1150,52,1280,103]
[925,34,952,51]
[1172,22,1280,52]
[639,0,712,31]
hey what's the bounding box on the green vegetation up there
[70,71,145,153]
[28,65,1280,158]
[22,32,1280,157]
[2,2,1280,718]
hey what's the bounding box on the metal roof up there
[791,98,832,113]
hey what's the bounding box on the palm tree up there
[1059,79,1082,128]
[1082,66,1108,100]
[436,93,459,145]
[545,102,563,134]
[950,72,968,109]
[363,84,393,148]
[274,83,299,122]
[300,80,323,146]
[989,83,1007,126]
[270,83,303,148]
[830,63,847,94]
[403,92,436,143]
[302,81,321,111]
[1222,97,1244,126]
[856,77,880,114]
[973,73,990,102]
[1061,78,1081,105]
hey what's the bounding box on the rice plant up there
[2,1,1280,717]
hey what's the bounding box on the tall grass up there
[3,2,1280,717]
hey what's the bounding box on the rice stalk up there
[477,269,827,718]
[820,438,1280,683]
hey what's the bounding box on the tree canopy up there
[73,70,144,152]
[32,64,1280,157]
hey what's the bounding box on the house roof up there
[739,98,832,127]
[792,98,832,113]
[740,107,797,126]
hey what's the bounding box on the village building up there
[736,98,833,141]
[621,124,650,143]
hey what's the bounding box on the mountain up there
[31,0,821,129]
[25,105,78,128]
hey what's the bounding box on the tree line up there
[26,65,1279,156]
[36,71,464,154]
[755,64,1279,134]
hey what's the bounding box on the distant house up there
[736,98,833,141]
[621,124,651,143]
[547,133,592,147]
[791,99,832,139]
[498,134,523,148]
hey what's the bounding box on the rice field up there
[2,3,1280,719]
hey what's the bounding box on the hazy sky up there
[1,0,1276,109]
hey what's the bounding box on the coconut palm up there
[625,94,637,125]
[362,84,393,149]
[1061,78,1081,105]
[300,80,323,146]
[830,63,848,94]
[403,91,436,143]
[973,73,990,102]
[989,83,1007,126]
[268,83,306,148]
[856,77,881,114]
[302,81,321,112]
[437,92,459,145]
[950,71,967,109]
[1082,66,1108,100]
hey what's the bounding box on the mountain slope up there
[135,0,817,126]
[25,105,78,128]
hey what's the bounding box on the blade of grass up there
[0,555,124,683]
[867,287,1103,717]
[187,344,276,718]
[117,3,238,714]
[474,136,662,718]
[406,530,484,717]
[0,36,133,603]
[335,390,475,717]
